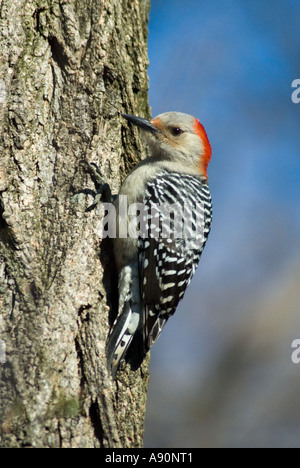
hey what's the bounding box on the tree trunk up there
[0,0,150,448]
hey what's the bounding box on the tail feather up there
[106,302,133,377]
[106,264,141,377]
[106,307,141,377]
[146,312,168,349]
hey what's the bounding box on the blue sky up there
[148,0,300,206]
[145,0,300,447]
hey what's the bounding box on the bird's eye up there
[170,127,183,136]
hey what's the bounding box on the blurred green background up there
[144,0,300,448]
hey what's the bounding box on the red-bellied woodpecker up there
[107,111,212,376]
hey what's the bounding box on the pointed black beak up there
[121,113,159,135]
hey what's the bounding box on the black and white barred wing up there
[139,172,212,351]
[139,237,186,349]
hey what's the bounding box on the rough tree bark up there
[0,0,150,448]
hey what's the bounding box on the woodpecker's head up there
[122,111,212,179]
